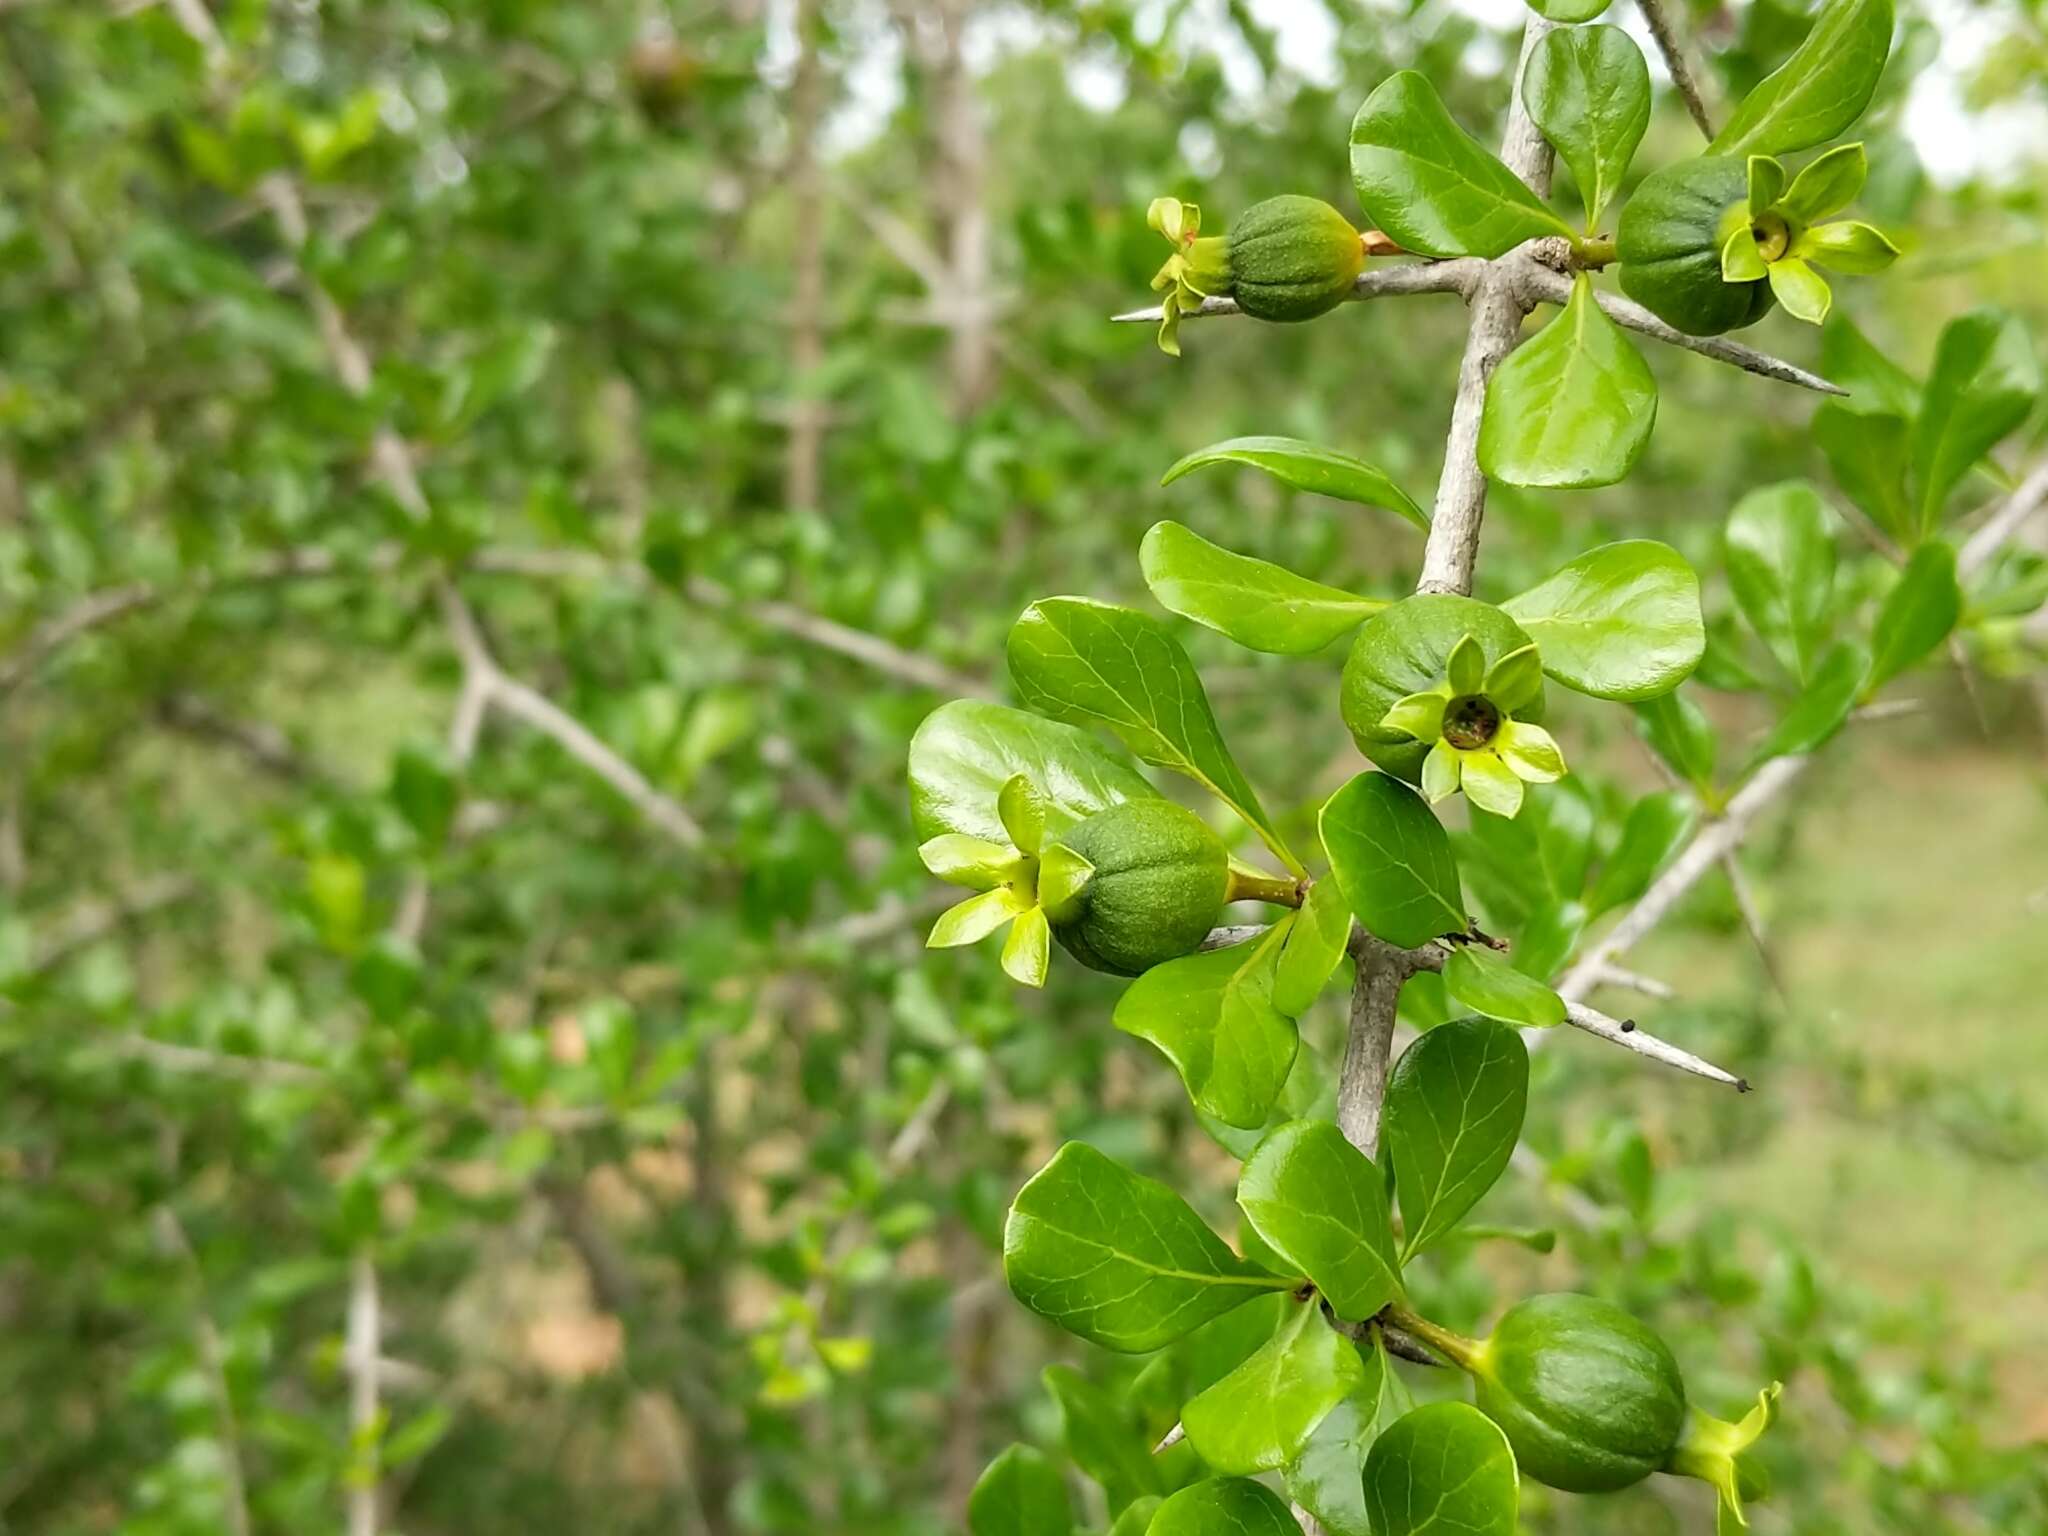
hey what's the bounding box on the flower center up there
[1441,693,1502,751]
[1751,212,1791,263]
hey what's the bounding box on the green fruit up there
[1227,196,1365,323]
[1340,595,1544,782]
[1046,800,1229,976]
[1617,158,1776,337]
[1468,1293,1687,1494]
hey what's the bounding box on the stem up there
[1384,1303,1483,1370]
[1572,233,1618,268]
[1226,867,1304,907]
[1336,930,1411,1158]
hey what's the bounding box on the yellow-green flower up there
[1146,197,1232,357]
[918,774,1092,988]
[1380,634,1567,819]
[1720,145,1899,325]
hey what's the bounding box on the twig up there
[1589,964,1675,1000]
[1635,0,1715,139]
[1563,1000,1748,1091]
[110,1036,326,1085]
[1558,754,1809,1003]
[685,579,992,699]
[346,1250,381,1536]
[1958,459,2048,578]
[158,692,320,783]
[1110,259,1845,397]
[152,1207,253,1536]
[1336,930,1416,1157]
[1721,850,1788,999]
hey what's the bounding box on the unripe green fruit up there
[1468,1293,1687,1493]
[1340,595,1543,782]
[1046,800,1229,976]
[1226,196,1366,323]
[1617,158,1776,337]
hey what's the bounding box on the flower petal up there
[1767,257,1832,325]
[1036,842,1095,923]
[1447,633,1486,696]
[1721,226,1768,283]
[997,773,1048,855]
[1498,721,1568,783]
[927,887,1029,948]
[918,834,1021,890]
[1381,689,1448,743]
[1484,643,1544,715]
[1422,740,1462,804]
[1001,905,1051,987]
[1459,751,1525,818]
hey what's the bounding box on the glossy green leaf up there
[1115,922,1299,1129]
[1868,541,1961,690]
[1321,773,1467,949]
[1043,1365,1162,1513]
[1237,1120,1402,1322]
[1724,481,1837,682]
[1362,1402,1518,1536]
[1196,1043,1338,1161]
[1283,1338,1411,1536]
[1743,642,1871,775]
[1814,401,1912,544]
[1910,308,2041,534]
[1502,540,1703,701]
[1009,599,1298,872]
[1140,522,1385,656]
[1182,1300,1367,1474]
[1106,1498,1162,1536]
[1161,437,1429,530]
[1349,71,1574,259]
[1821,311,1921,418]
[1442,945,1565,1028]
[909,699,1157,845]
[1523,25,1649,228]
[1586,791,1698,916]
[1709,0,1894,159]
[1634,692,1718,791]
[1525,0,1612,20]
[1478,273,1656,490]
[1002,1142,1294,1352]
[1147,1479,1300,1536]
[968,1445,1072,1536]
[1385,1018,1529,1258]
[1272,877,1354,1016]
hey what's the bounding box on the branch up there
[1558,754,1809,1003]
[1109,258,1844,398]
[1336,930,1415,1158]
[1958,458,2048,578]
[345,1250,381,1536]
[1635,0,1716,139]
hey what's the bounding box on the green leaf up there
[968,1445,1072,1536]
[1775,142,1868,223]
[1237,1120,1402,1322]
[1320,774,1466,949]
[1742,641,1871,774]
[1182,1301,1367,1474]
[1586,791,1698,916]
[1526,0,1612,20]
[1009,599,1298,873]
[1140,522,1386,656]
[1635,693,1717,791]
[1272,877,1355,1016]
[1349,71,1575,259]
[1477,273,1657,490]
[1709,0,1894,159]
[1196,1043,1338,1161]
[1003,1143,1294,1352]
[1362,1402,1518,1536]
[1502,540,1704,701]
[391,743,459,849]
[1283,1338,1410,1536]
[1821,311,1920,418]
[1442,945,1565,1028]
[1868,541,1961,691]
[1042,1365,1163,1513]
[1107,1498,1163,1536]
[1115,924,1300,1129]
[1148,1479,1300,1536]
[909,699,1157,845]
[1523,25,1649,228]
[1910,308,2041,534]
[1385,1018,1529,1259]
[1724,481,1837,682]
[1814,402,1913,545]
[1161,437,1430,530]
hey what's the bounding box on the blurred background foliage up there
[0,0,2044,1532]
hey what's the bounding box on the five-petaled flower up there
[1380,634,1568,819]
